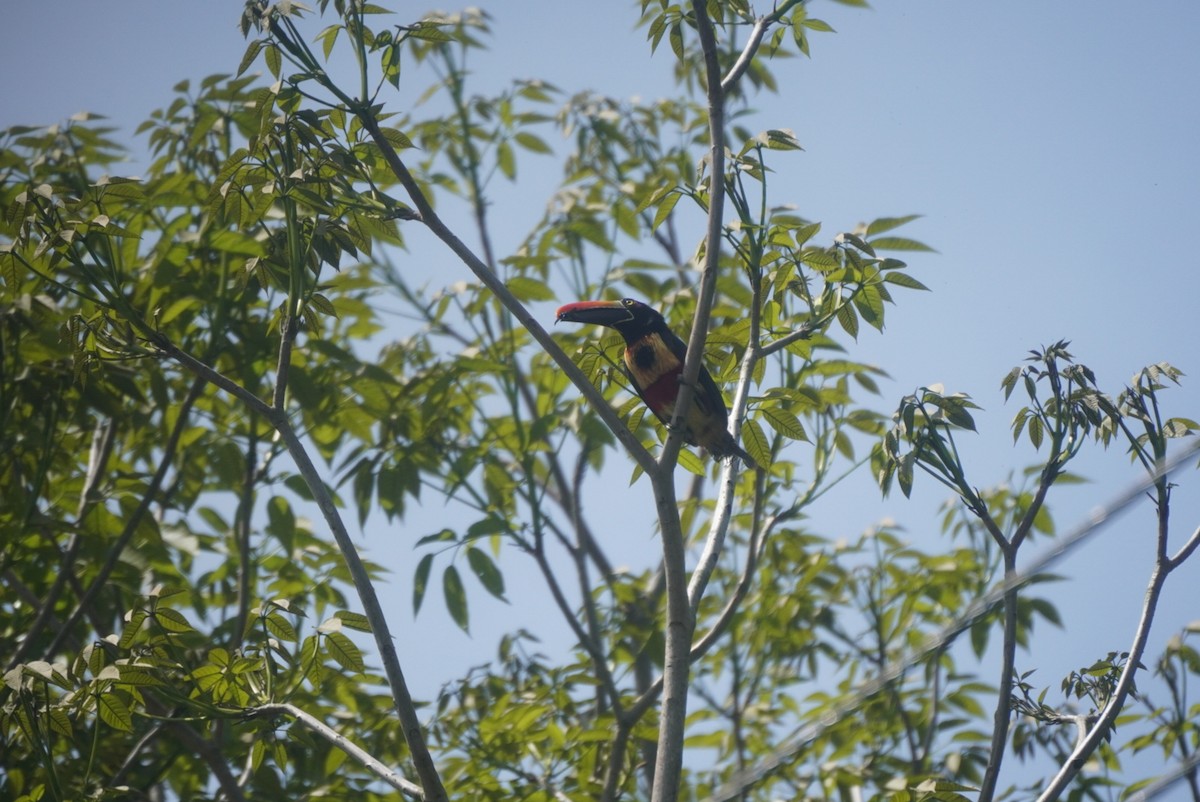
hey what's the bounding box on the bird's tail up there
[710,430,762,472]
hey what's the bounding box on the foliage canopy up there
[2,3,1198,802]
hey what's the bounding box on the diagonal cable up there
[709,435,1200,802]
[1129,747,1200,801]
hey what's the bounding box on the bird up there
[556,298,759,469]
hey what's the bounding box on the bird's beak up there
[555,300,632,327]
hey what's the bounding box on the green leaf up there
[466,515,507,539]
[237,40,264,77]
[497,140,516,180]
[647,14,668,53]
[741,418,771,467]
[802,17,836,33]
[836,303,858,339]
[669,21,684,60]
[800,248,838,271]
[866,214,922,236]
[119,609,148,649]
[466,547,507,601]
[652,190,681,231]
[677,447,706,476]
[97,692,133,732]
[634,183,671,215]
[507,275,554,302]
[1164,417,1198,437]
[444,565,468,632]
[764,128,803,151]
[1028,415,1044,449]
[406,21,453,42]
[264,612,298,642]
[853,284,885,330]
[868,236,935,252]
[882,271,929,291]
[154,608,195,634]
[334,611,372,633]
[760,406,808,441]
[378,126,414,150]
[325,631,365,672]
[1000,366,1023,400]
[513,131,553,154]
[413,553,433,616]
[941,402,977,432]
[265,43,282,78]
[318,24,341,59]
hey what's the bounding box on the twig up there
[246,703,424,798]
[8,418,115,669]
[270,417,446,802]
[33,378,205,663]
[1036,523,1200,801]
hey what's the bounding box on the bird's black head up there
[555,298,666,343]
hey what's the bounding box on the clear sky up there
[4,1,1199,792]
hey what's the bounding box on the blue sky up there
[5,0,1199,792]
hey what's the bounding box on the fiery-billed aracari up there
[556,298,758,469]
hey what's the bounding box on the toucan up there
[556,298,759,469]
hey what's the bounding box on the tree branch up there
[355,113,657,476]
[8,418,115,669]
[246,703,424,798]
[32,378,206,664]
[647,6,732,800]
[1036,557,1168,801]
[719,1,807,93]
[688,266,765,611]
[270,417,447,802]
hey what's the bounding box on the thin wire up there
[708,435,1200,802]
[1129,748,1200,801]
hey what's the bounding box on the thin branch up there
[8,418,115,668]
[980,453,1061,802]
[246,703,424,798]
[645,9,730,802]
[1167,521,1200,571]
[354,112,657,477]
[231,425,260,650]
[513,353,618,583]
[689,504,772,661]
[977,547,1019,802]
[1037,505,1200,800]
[34,377,206,664]
[272,314,297,410]
[600,723,633,802]
[687,252,765,611]
[528,533,626,716]
[1036,558,1168,801]
[271,417,447,802]
[154,336,274,418]
[758,323,815,358]
[719,1,808,94]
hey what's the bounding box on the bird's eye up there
[622,298,634,306]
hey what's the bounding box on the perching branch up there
[355,112,658,477]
